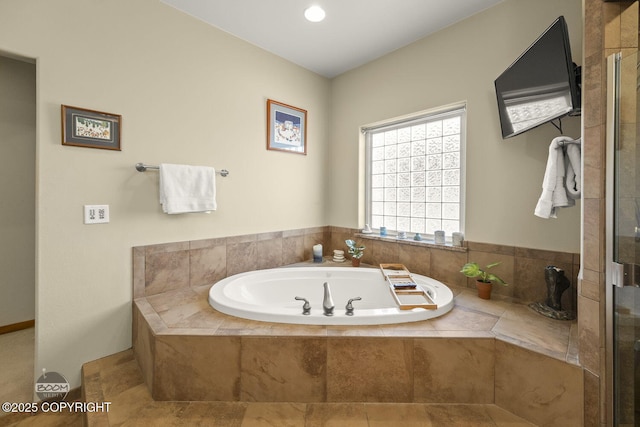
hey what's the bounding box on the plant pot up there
[476,281,492,300]
[351,258,361,267]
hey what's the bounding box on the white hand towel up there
[159,163,216,214]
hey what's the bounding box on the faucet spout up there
[323,282,334,316]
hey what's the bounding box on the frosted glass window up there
[398,142,411,158]
[398,202,410,216]
[398,173,410,187]
[398,188,411,202]
[365,105,465,238]
[398,158,411,173]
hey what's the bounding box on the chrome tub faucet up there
[323,282,334,316]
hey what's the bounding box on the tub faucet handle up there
[295,296,311,315]
[345,297,362,316]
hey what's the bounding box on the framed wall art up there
[61,105,122,151]
[266,99,307,155]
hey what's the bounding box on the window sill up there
[355,233,467,253]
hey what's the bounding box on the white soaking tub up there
[208,266,454,325]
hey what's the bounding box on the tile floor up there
[0,328,82,426]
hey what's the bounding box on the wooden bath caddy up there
[379,264,437,310]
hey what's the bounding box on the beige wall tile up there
[364,403,431,426]
[255,237,283,270]
[466,242,514,256]
[133,247,146,298]
[154,335,241,401]
[413,338,494,403]
[582,54,604,129]
[367,239,399,266]
[132,303,156,392]
[327,338,413,402]
[578,295,601,376]
[430,249,467,288]
[423,404,499,425]
[584,0,603,59]
[306,403,369,426]
[190,244,226,287]
[241,337,326,402]
[226,241,258,276]
[242,402,307,426]
[145,249,190,296]
[583,125,603,170]
[620,1,639,48]
[398,244,431,277]
[429,305,499,332]
[283,235,305,265]
[582,198,602,273]
[604,2,622,49]
[492,304,572,361]
[495,341,583,426]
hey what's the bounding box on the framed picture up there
[266,99,307,155]
[61,105,122,151]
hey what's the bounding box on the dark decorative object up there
[529,265,575,320]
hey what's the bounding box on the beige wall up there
[0,0,330,388]
[0,56,35,326]
[328,0,582,253]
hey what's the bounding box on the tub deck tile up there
[135,278,578,365]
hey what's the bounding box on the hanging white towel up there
[565,140,581,199]
[159,163,216,214]
[534,136,579,219]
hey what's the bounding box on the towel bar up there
[135,163,229,177]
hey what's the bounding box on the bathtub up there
[208,266,454,325]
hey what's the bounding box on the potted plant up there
[345,239,365,267]
[460,262,507,300]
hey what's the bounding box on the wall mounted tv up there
[495,16,581,139]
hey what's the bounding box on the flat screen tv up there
[495,16,581,139]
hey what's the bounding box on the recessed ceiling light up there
[304,5,326,23]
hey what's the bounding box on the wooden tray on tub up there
[379,263,437,310]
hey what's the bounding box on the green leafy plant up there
[460,262,507,285]
[345,239,366,259]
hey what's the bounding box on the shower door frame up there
[605,50,640,427]
[605,50,619,427]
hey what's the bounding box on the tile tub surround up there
[133,226,580,312]
[133,282,583,426]
[131,227,582,425]
[83,349,539,427]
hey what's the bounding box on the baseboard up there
[0,319,35,335]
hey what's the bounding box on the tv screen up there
[495,16,580,139]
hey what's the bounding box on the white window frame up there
[363,103,466,241]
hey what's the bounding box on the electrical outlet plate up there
[84,205,110,224]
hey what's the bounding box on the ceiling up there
[161,0,504,78]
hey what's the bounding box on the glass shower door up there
[608,50,640,427]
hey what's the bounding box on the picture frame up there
[266,99,307,155]
[61,105,122,151]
